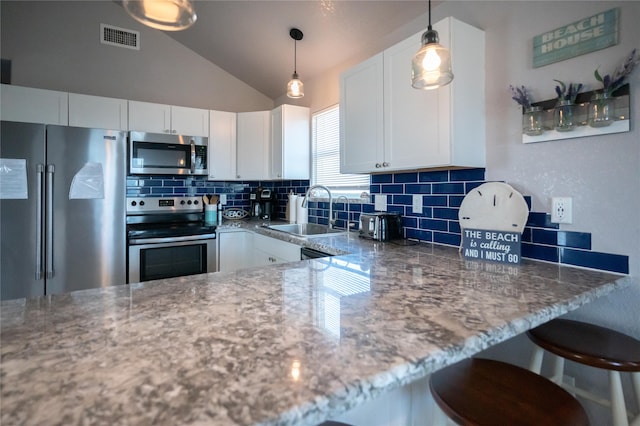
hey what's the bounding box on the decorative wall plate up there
[458,182,529,233]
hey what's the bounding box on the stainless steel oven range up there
[126,196,217,284]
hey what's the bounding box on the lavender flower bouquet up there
[595,48,640,96]
[509,85,534,109]
[554,80,583,103]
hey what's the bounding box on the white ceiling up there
[157,1,431,99]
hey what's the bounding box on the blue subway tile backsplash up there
[126,168,629,275]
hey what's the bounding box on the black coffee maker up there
[250,187,277,220]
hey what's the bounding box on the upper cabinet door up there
[1,84,68,125]
[170,105,209,137]
[271,104,310,180]
[209,110,237,180]
[236,111,270,181]
[384,32,448,168]
[339,52,384,174]
[128,100,171,133]
[69,93,128,130]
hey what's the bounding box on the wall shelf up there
[522,84,630,144]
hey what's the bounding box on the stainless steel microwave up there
[128,131,208,175]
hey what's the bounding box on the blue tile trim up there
[371,174,392,184]
[394,172,418,183]
[434,232,460,247]
[557,231,591,250]
[560,248,628,274]
[405,184,432,194]
[432,182,465,194]
[419,170,449,182]
[522,243,559,263]
[526,212,560,229]
[450,168,485,182]
[433,208,459,220]
[532,229,558,245]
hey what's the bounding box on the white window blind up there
[312,105,369,192]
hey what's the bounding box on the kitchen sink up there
[264,223,346,238]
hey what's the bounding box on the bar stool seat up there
[429,358,590,426]
[527,319,640,426]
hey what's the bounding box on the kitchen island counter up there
[1,225,634,425]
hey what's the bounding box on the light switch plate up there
[374,194,387,211]
[412,194,423,214]
[220,194,227,205]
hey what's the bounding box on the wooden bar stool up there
[527,319,640,426]
[429,358,590,425]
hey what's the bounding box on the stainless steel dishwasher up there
[300,247,333,260]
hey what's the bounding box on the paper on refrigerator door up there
[69,162,104,199]
[0,158,28,199]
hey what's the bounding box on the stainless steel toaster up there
[359,212,402,241]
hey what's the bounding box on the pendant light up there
[123,0,197,31]
[287,28,304,99]
[411,0,453,89]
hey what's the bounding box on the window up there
[311,105,369,196]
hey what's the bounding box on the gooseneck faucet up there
[335,195,350,230]
[302,185,333,228]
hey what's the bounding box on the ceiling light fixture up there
[287,28,304,99]
[411,0,453,90]
[123,0,197,31]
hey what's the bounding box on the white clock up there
[458,182,529,234]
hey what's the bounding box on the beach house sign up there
[533,8,619,68]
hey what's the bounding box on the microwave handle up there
[190,140,196,174]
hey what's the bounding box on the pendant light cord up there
[428,0,432,31]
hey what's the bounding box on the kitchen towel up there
[287,194,298,223]
[296,196,308,224]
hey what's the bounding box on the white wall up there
[0,1,273,112]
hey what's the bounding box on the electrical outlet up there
[551,197,572,224]
[220,194,227,205]
[412,194,423,214]
[374,194,387,211]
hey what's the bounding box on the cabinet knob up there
[383,162,389,167]
[164,129,170,133]
[375,163,382,168]
[236,175,241,178]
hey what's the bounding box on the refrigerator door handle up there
[190,140,196,174]
[35,164,45,280]
[45,164,55,279]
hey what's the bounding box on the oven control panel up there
[126,196,203,214]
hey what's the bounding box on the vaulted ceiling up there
[157,1,431,99]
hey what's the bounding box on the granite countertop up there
[1,221,634,425]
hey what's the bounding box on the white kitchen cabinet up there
[339,53,384,174]
[68,93,127,130]
[271,104,310,180]
[252,233,300,267]
[340,17,485,173]
[208,110,237,180]
[1,84,68,125]
[218,230,253,272]
[128,100,209,136]
[236,111,270,180]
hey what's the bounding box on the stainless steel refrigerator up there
[0,121,126,300]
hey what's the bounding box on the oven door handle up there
[129,233,216,245]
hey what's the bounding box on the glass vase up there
[522,106,544,136]
[588,92,614,128]
[554,100,575,132]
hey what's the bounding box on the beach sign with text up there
[533,8,619,68]
[462,228,522,265]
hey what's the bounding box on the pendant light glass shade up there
[287,72,304,99]
[287,28,304,99]
[123,0,197,31]
[411,1,453,90]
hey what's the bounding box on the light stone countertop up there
[1,220,635,425]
